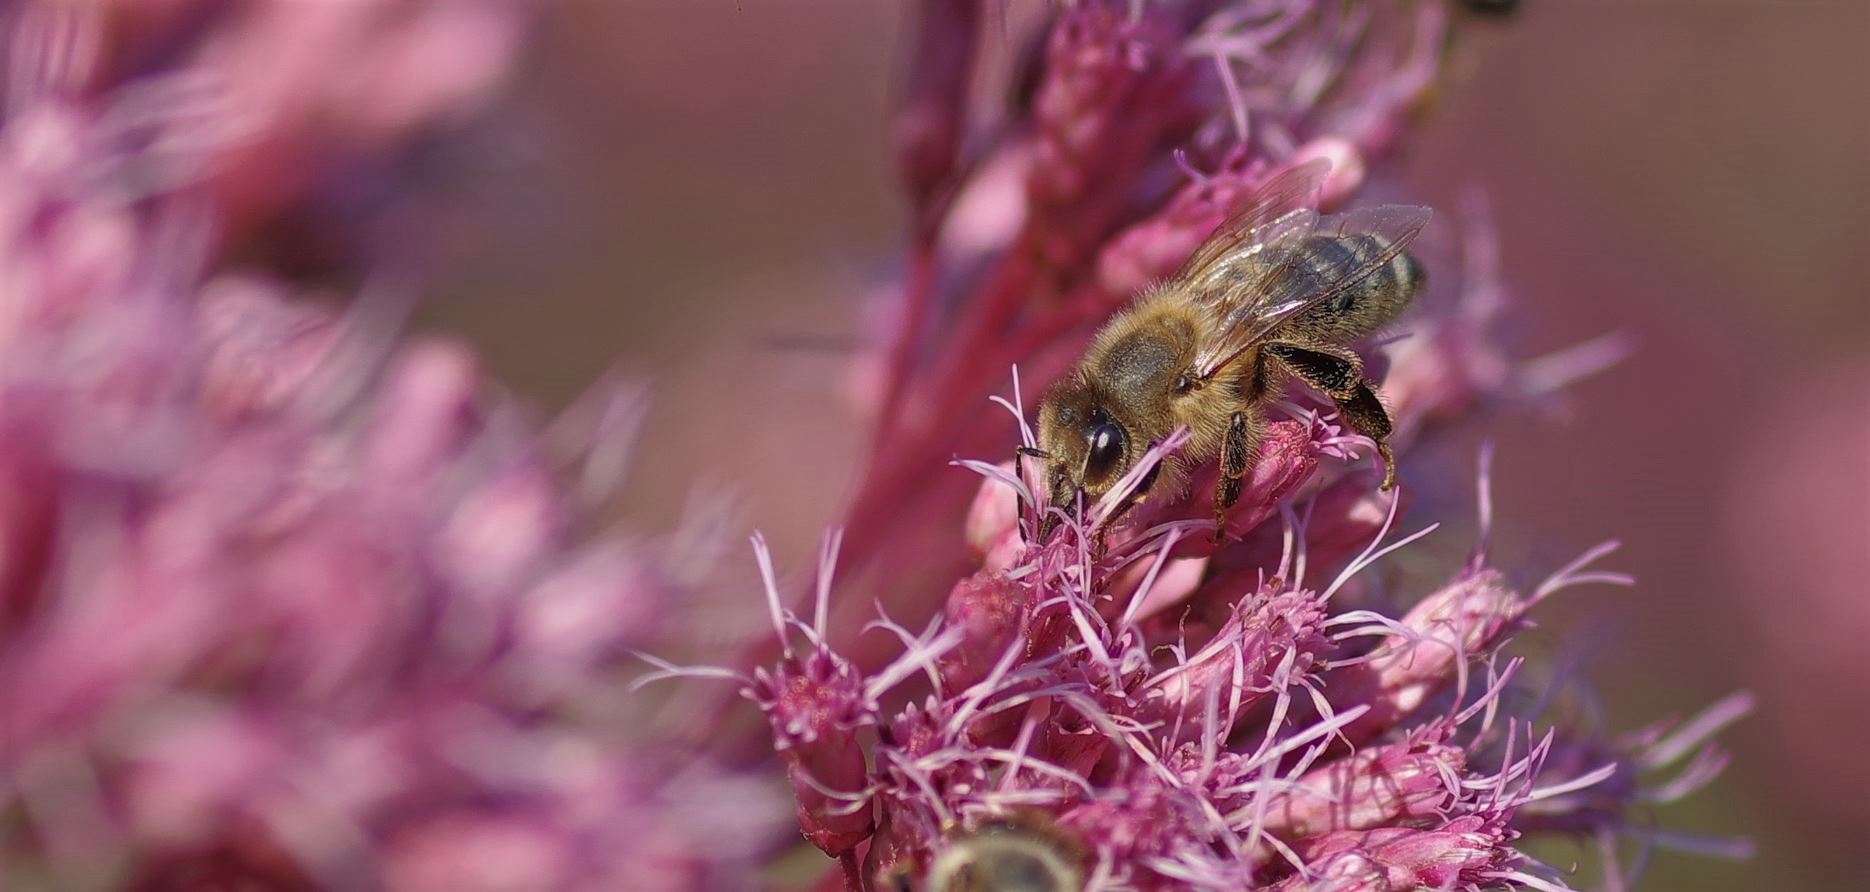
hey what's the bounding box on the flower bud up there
[1139,587,1328,729]
[1293,814,1513,891]
[748,648,877,855]
[1261,725,1465,839]
[1327,570,1525,744]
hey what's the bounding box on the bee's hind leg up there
[1264,342,1398,490]
[1214,406,1262,542]
[1334,382,1397,490]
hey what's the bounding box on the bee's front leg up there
[1014,445,1053,543]
[1214,406,1262,542]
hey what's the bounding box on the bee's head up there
[1029,377,1135,537]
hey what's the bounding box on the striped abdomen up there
[1288,233,1425,340]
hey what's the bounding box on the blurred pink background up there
[417,2,1867,889]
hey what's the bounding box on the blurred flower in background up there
[0,0,535,273]
[0,3,781,889]
[1723,353,1870,835]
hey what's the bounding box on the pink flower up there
[717,3,1749,890]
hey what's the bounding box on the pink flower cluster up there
[739,430,1747,890]
[720,2,1750,890]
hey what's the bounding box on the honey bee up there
[1021,159,1431,539]
[919,817,1085,892]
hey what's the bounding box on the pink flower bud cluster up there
[739,446,1747,890]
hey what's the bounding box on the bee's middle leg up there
[1214,405,1263,541]
[1264,341,1399,490]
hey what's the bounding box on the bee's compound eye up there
[1084,422,1127,483]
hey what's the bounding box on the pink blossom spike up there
[1139,585,1329,733]
[1322,568,1525,746]
[894,0,981,232]
[1291,814,1520,892]
[1260,724,1467,841]
[746,643,877,857]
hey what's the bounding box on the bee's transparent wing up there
[1191,204,1434,379]
[1169,160,1331,384]
[1171,158,1330,288]
[1179,207,1319,316]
